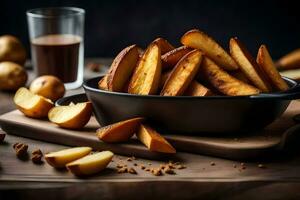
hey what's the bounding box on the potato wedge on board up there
[67,151,114,176]
[161,49,202,96]
[107,45,139,92]
[161,46,193,70]
[45,147,92,168]
[128,43,162,95]
[181,29,238,71]
[136,124,176,154]
[201,57,260,96]
[97,117,144,142]
[184,81,213,96]
[276,49,300,70]
[153,37,175,54]
[257,45,289,91]
[229,37,271,92]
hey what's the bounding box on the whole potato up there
[0,35,26,65]
[30,75,65,101]
[0,62,27,90]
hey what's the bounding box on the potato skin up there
[0,35,26,65]
[30,75,65,101]
[0,61,27,91]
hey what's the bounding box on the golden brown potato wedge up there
[97,117,144,142]
[276,49,300,70]
[280,68,300,81]
[184,81,213,96]
[98,75,109,90]
[229,37,271,92]
[201,57,260,96]
[136,124,176,154]
[181,29,238,71]
[67,151,114,176]
[153,37,175,54]
[257,45,289,91]
[45,147,92,168]
[159,70,172,90]
[161,49,202,96]
[128,43,162,95]
[48,102,92,129]
[161,46,193,70]
[14,87,54,118]
[107,45,139,92]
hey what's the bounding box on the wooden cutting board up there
[1,101,300,160]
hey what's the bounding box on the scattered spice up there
[133,163,138,166]
[164,166,176,175]
[126,158,132,162]
[117,167,128,173]
[140,165,146,170]
[145,168,150,172]
[116,164,123,168]
[210,162,216,166]
[13,142,28,158]
[31,149,43,164]
[128,168,137,174]
[152,169,163,176]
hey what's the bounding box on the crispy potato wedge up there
[161,49,202,96]
[229,37,271,92]
[67,151,114,176]
[107,45,139,92]
[181,29,238,71]
[184,81,213,96]
[98,75,109,90]
[257,45,289,91]
[161,46,193,70]
[280,68,300,81]
[48,102,92,129]
[153,37,175,54]
[97,117,144,142]
[14,87,54,118]
[45,147,92,168]
[128,43,162,95]
[201,57,260,96]
[276,49,300,70]
[136,124,176,154]
[159,70,172,90]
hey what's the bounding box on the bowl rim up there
[83,76,299,100]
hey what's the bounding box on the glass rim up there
[26,7,85,19]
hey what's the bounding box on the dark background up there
[1,0,300,59]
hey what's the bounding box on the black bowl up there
[69,76,300,134]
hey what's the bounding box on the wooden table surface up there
[1,59,300,200]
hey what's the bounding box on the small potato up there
[30,75,65,101]
[0,35,26,65]
[0,61,27,91]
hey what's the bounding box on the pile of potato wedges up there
[98,29,290,96]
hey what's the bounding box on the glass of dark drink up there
[27,7,85,89]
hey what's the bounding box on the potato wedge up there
[97,117,144,142]
[257,45,289,91]
[136,124,176,154]
[161,46,193,70]
[153,37,175,54]
[45,147,92,168]
[161,49,202,96]
[229,37,271,92]
[98,75,109,90]
[14,87,54,118]
[201,57,260,96]
[107,45,139,92]
[159,70,172,90]
[280,68,300,81]
[67,151,114,176]
[48,102,92,129]
[181,29,238,71]
[185,81,213,96]
[276,49,300,70]
[128,43,161,95]
[230,70,251,84]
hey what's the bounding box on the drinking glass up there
[27,7,85,89]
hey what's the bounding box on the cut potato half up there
[67,151,114,176]
[257,45,289,91]
[97,117,144,142]
[48,102,92,129]
[108,45,139,92]
[128,42,161,95]
[181,29,238,70]
[136,124,176,154]
[201,57,260,96]
[14,87,53,118]
[276,49,300,70]
[153,37,175,54]
[45,147,92,168]
[229,37,271,92]
[184,81,213,96]
[161,46,193,70]
[161,49,202,96]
